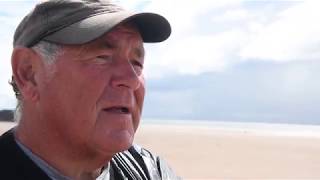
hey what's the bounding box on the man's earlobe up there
[11,47,39,101]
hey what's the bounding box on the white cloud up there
[115,0,142,10]
[145,29,247,77]
[140,1,320,78]
[211,8,250,22]
[240,1,320,61]
[0,37,15,108]
[143,0,241,36]
[0,39,15,110]
[0,1,35,109]
[141,0,247,78]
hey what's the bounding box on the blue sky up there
[0,1,320,124]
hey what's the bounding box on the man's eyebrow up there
[102,40,115,49]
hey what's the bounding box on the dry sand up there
[0,122,15,134]
[134,123,320,180]
[1,122,320,180]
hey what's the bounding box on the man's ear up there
[11,47,40,102]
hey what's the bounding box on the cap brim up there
[44,11,171,44]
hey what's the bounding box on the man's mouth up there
[104,107,130,114]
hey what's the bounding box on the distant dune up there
[0,110,14,122]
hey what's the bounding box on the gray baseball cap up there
[14,0,171,47]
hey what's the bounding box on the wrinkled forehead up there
[107,22,142,39]
[97,22,144,48]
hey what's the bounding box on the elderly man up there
[0,0,179,179]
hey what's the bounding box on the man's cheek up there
[132,85,145,130]
[135,84,145,110]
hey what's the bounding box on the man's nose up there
[110,60,141,90]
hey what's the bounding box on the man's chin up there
[102,131,135,152]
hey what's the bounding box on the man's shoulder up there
[129,144,158,163]
[0,129,23,177]
[132,145,182,180]
[0,129,51,179]
[0,129,16,153]
[0,129,23,168]
[111,144,181,180]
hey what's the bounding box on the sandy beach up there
[135,122,320,180]
[1,121,320,180]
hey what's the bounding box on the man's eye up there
[95,55,113,63]
[132,60,144,75]
[132,60,143,68]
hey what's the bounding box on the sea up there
[142,119,320,138]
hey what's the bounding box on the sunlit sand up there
[2,121,320,179]
[135,121,320,179]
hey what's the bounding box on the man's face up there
[36,24,145,155]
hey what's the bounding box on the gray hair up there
[32,41,62,65]
[12,41,62,122]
